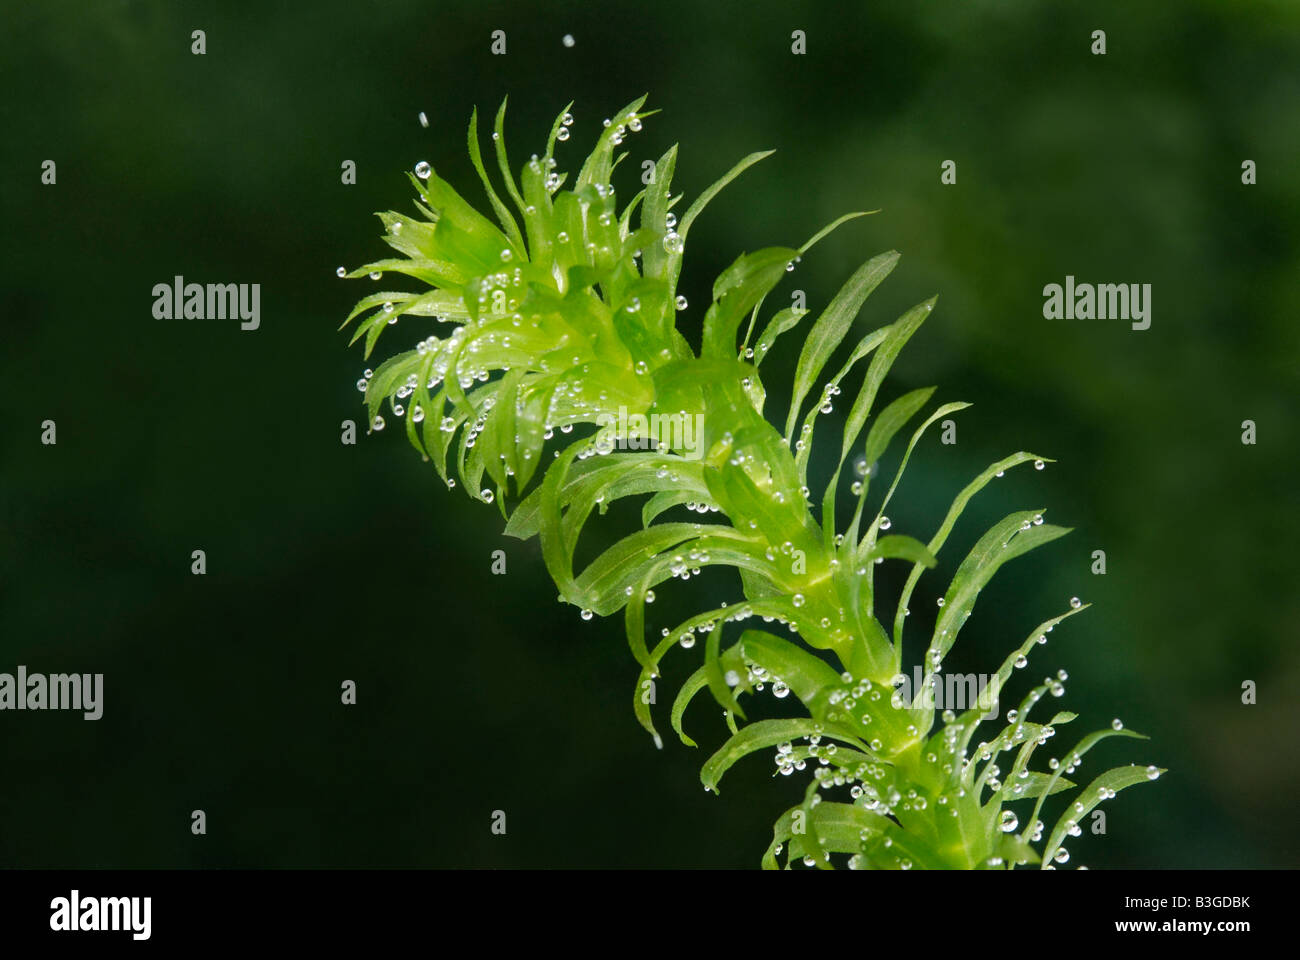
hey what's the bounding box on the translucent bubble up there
[372,416,385,431]
[1000,810,1019,832]
[418,111,429,128]
[772,680,790,699]
[1070,596,1082,609]
[675,295,688,311]
[879,516,891,530]
[356,379,368,392]
[1111,718,1123,730]
[556,126,570,141]
[1014,655,1028,669]
[561,112,574,126]
[336,266,346,278]
[369,271,381,281]
[1034,459,1045,470]
[1146,765,1160,780]
[662,231,684,254]
[415,161,432,179]
[481,489,495,503]
[562,34,575,47]
[411,405,425,423]
[792,594,805,607]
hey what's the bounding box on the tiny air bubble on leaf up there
[415,161,431,179]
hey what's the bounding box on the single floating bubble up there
[562,33,575,47]
[415,161,432,179]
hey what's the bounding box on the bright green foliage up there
[341,97,1162,869]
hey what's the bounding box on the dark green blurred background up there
[2,0,1297,868]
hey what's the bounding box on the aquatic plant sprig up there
[339,96,1162,869]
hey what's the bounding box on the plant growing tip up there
[339,96,1161,870]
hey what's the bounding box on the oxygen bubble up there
[561,112,574,126]
[415,161,432,179]
[665,212,677,229]
[1070,596,1082,609]
[662,231,684,254]
[628,117,642,132]
[579,608,594,621]
[936,598,946,607]
[1000,810,1019,833]
[382,301,394,313]
[411,405,425,423]
[556,126,570,141]
[1146,765,1160,780]
[481,489,495,503]
[772,680,790,699]
[1014,655,1028,669]
[500,249,513,261]
[562,34,575,47]
[372,416,385,431]
[675,295,688,311]
[418,111,429,127]
[369,271,381,281]
[645,590,656,604]
[792,594,805,607]
[336,266,346,278]
[1034,459,1045,470]
[1111,718,1123,730]
[879,516,891,530]
[678,633,696,649]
